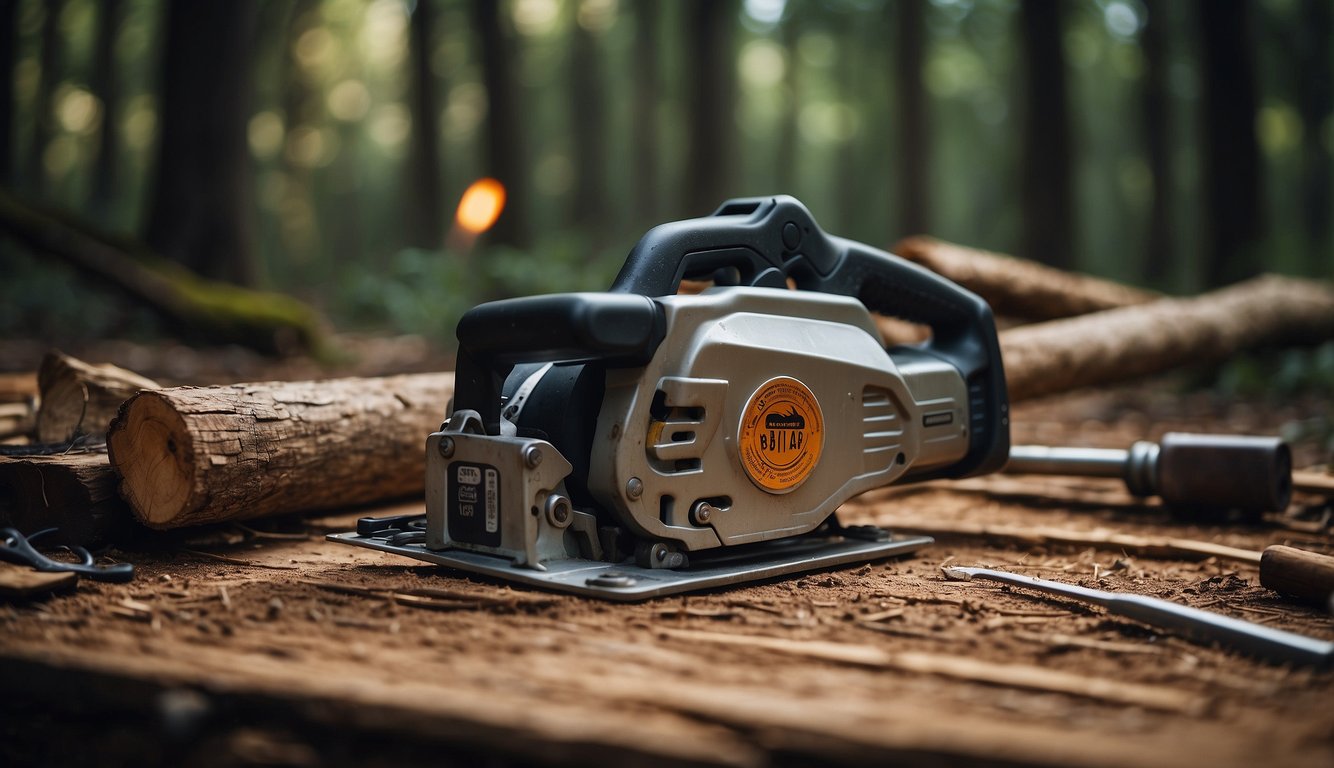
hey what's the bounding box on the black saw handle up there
[609,195,1009,479]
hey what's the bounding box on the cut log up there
[893,236,1159,320]
[0,451,131,547]
[107,373,454,529]
[0,188,331,356]
[0,372,38,441]
[1000,275,1334,401]
[36,351,160,443]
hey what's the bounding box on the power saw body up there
[332,196,1009,599]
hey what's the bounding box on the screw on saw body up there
[1006,433,1291,514]
[437,437,455,458]
[690,501,717,526]
[524,445,543,469]
[625,477,644,501]
[545,495,573,528]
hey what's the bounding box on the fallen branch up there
[893,236,1159,320]
[36,351,160,443]
[107,373,454,529]
[0,188,330,356]
[658,628,1208,714]
[1000,275,1334,401]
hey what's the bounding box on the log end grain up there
[107,392,197,528]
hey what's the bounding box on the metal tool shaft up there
[1006,433,1291,513]
[943,566,1333,668]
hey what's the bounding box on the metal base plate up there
[328,521,932,601]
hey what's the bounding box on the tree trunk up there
[1001,275,1334,401]
[681,0,735,216]
[35,350,160,443]
[0,451,132,547]
[1296,0,1331,271]
[1197,0,1262,287]
[471,0,529,248]
[569,8,606,237]
[24,0,65,195]
[895,0,929,237]
[775,12,799,194]
[1017,0,1074,270]
[631,2,660,225]
[0,0,19,185]
[1140,0,1172,287]
[405,0,444,249]
[89,0,124,217]
[107,374,455,529]
[143,0,259,285]
[892,236,1159,320]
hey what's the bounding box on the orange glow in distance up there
[455,178,506,234]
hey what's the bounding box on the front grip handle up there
[609,195,1009,479]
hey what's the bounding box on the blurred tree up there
[406,0,444,249]
[570,0,606,237]
[471,0,530,248]
[0,0,16,185]
[895,0,928,237]
[1018,0,1074,270]
[25,0,65,196]
[632,1,660,224]
[775,9,800,195]
[144,0,259,285]
[1296,0,1331,271]
[1198,0,1262,287]
[682,0,736,216]
[1141,0,1172,286]
[277,0,321,271]
[89,0,124,218]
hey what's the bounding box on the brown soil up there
[2,385,1331,767]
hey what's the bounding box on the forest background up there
[0,0,1330,366]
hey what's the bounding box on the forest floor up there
[0,344,1331,767]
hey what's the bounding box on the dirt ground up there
[1,382,1331,767]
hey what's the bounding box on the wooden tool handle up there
[1260,545,1334,604]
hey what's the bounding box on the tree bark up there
[107,374,455,529]
[405,0,444,249]
[1017,0,1074,270]
[0,451,132,547]
[1197,0,1262,287]
[1001,275,1334,401]
[893,236,1159,320]
[143,0,259,285]
[36,350,160,443]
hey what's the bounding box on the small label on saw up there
[448,462,501,546]
[738,377,824,494]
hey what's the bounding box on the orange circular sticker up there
[738,377,824,494]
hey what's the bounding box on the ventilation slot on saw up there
[648,390,708,475]
[862,386,905,472]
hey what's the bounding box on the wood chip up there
[0,563,77,598]
[183,550,300,570]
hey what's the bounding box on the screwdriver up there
[1006,433,1291,514]
[942,566,1333,667]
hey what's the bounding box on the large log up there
[0,451,131,546]
[1001,275,1334,401]
[36,351,160,443]
[107,374,454,529]
[893,236,1159,320]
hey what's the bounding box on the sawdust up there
[1,385,1331,767]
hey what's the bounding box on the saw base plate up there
[328,520,931,601]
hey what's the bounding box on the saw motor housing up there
[424,196,1010,573]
